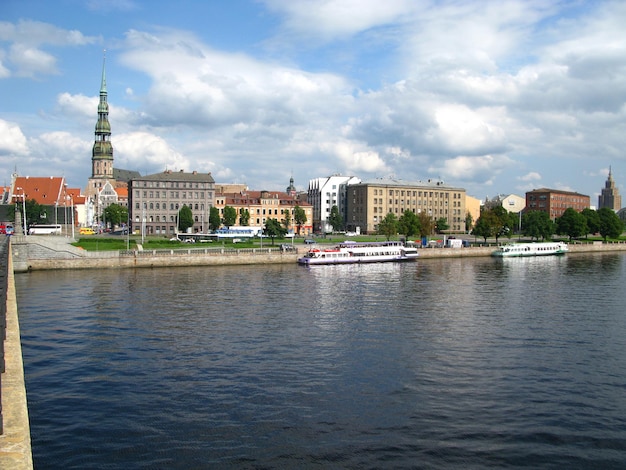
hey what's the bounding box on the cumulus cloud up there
[263,0,413,41]
[113,131,192,175]
[0,20,99,77]
[0,119,29,155]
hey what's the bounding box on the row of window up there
[135,190,212,200]
[137,181,212,189]
[368,189,461,198]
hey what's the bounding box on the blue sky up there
[1,0,625,203]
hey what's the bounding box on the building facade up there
[598,167,622,211]
[214,190,313,235]
[345,178,467,234]
[129,170,215,236]
[525,188,590,219]
[307,175,361,233]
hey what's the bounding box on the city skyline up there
[1,0,625,201]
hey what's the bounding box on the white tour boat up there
[297,241,419,266]
[492,242,569,258]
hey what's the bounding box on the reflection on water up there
[16,254,626,469]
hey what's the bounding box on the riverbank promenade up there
[0,238,33,469]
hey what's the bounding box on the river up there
[16,253,626,468]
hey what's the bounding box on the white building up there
[307,175,361,233]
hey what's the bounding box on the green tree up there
[239,208,250,226]
[282,208,292,232]
[597,207,624,241]
[417,211,434,237]
[491,206,516,241]
[25,199,49,226]
[209,206,221,232]
[472,210,500,243]
[378,212,398,240]
[102,203,128,227]
[522,210,555,241]
[556,208,587,241]
[465,211,474,233]
[328,205,344,232]
[581,208,600,237]
[263,218,287,245]
[294,205,307,235]
[398,210,420,238]
[178,205,194,233]
[435,217,449,234]
[223,205,237,227]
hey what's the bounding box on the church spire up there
[92,50,113,179]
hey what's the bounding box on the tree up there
[282,208,292,232]
[491,206,516,241]
[239,208,250,226]
[522,210,555,241]
[465,211,474,234]
[398,210,420,238]
[472,210,500,242]
[209,207,221,232]
[223,205,237,227]
[294,205,307,235]
[328,205,344,232]
[178,205,194,233]
[556,208,587,241]
[416,212,434,237]
[581,208,600,237]
[263,218,287,245]
[597,207,624,241]
[378,212,398,240]
[435,217,449,234]
[102,203,128,227]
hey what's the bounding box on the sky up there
[1,0,625,202]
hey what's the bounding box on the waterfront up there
[16,253,626,469]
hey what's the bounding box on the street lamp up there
[15,187,27,235]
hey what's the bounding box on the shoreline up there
[9,236,626,272]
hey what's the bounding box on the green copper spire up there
[100,49,107,93]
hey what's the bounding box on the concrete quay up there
[9,236,626,272]
[0,240,33,470]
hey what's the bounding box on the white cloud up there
[113,132,191,175]
[0,119,29,155]
[518,172,541,182]
[263,0,413,41]
[0,20,99,77]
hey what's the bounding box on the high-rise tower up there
[598,167,622,211]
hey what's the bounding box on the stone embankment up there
[9,236,626,272]
[0,238,33,469]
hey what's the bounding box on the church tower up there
[86,52,115,200]
[598,167,622,211]
[92,52,113,179]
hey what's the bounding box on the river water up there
[15,253,626,469]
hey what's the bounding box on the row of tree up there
[473,206,625,242]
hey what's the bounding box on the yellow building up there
[345,179,467,234]
[215,190,314,235]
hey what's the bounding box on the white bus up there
[28,224,62,235]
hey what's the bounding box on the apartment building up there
[525,188,590,219]
[215,190,313,235]
[307,175,361,233]
[128,170,215,236]
[346,178,467,234]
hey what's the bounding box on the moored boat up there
[491,241,568,257]
[297,241,419,266]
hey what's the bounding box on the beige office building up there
[346,179,467,234]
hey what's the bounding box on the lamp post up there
[15,187,27,235]
[70,195,75,239]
